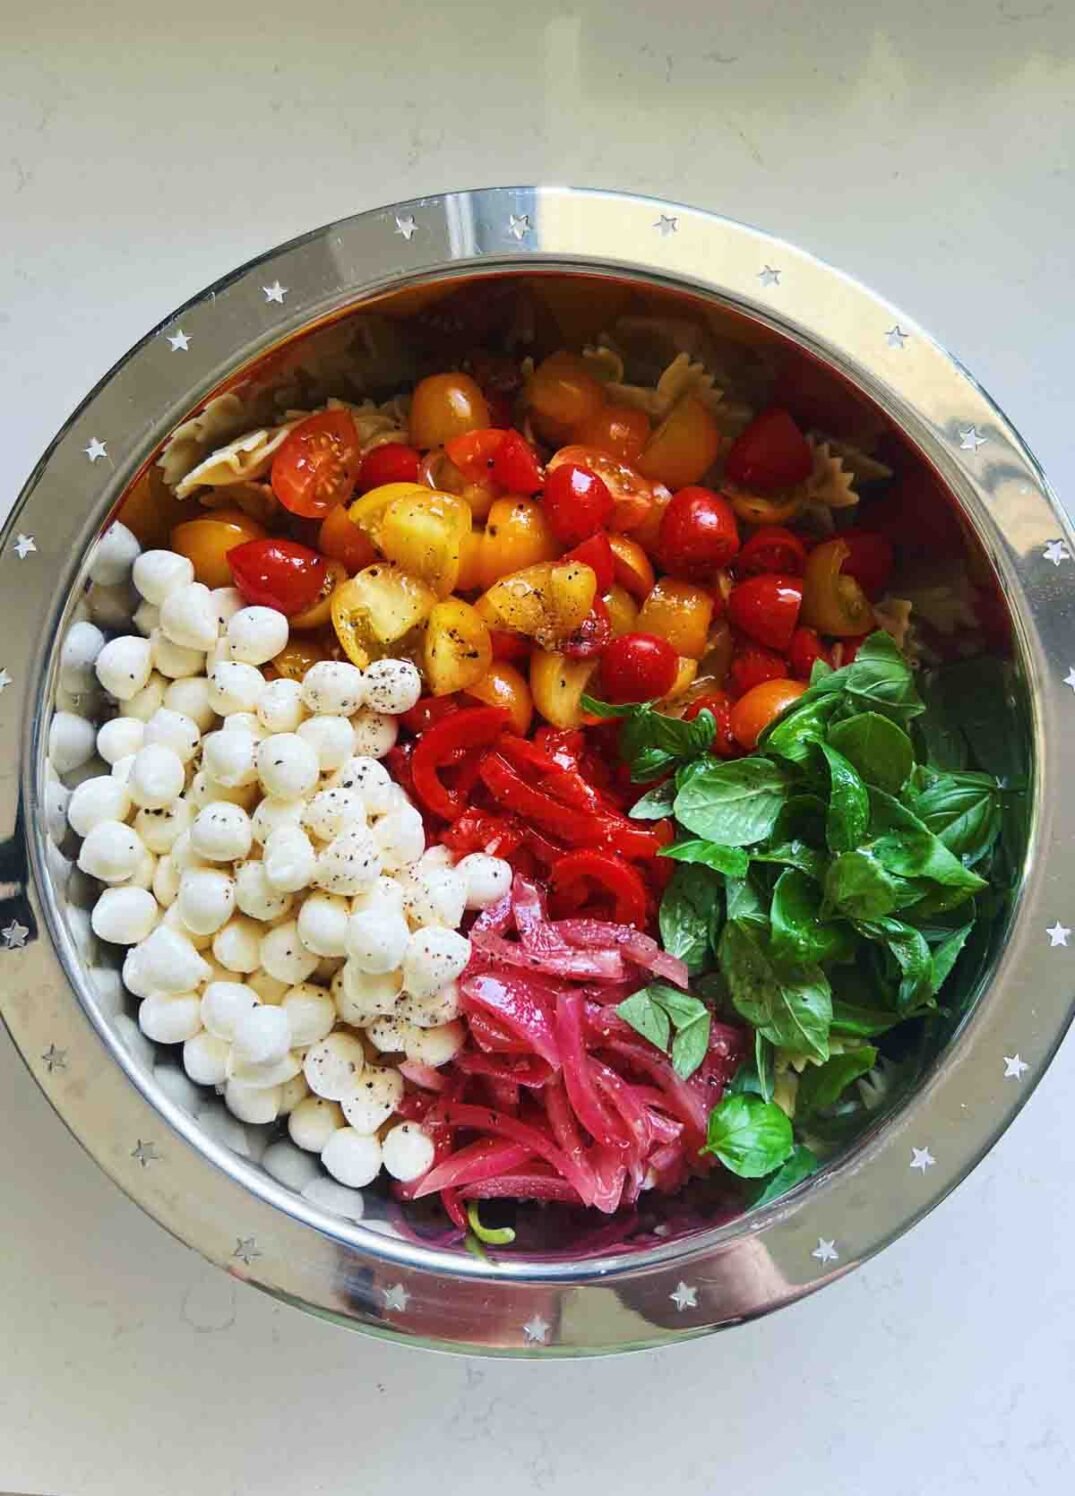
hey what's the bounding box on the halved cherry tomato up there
[492,430,543,495]
[546,445,668,533]
[542,463,614,545]
[726,574,803,652]
[356,442,421,493]
[444,429,502,483]
[526,352,605,445]
[659,486,740,574]
[271,409,362,518]
[170,509,266,589]
[736,525,807,577]
[445,428,543,496]
[834,527,894,601]
[560,599,613,659]
[800,538,874,637]
[576,403,651,463]
[563,532,614,593]
[599,632,678,703]
[549,849,648,927]
[725,407,813,492]
[464,661,534,736]
[637,395,721,490]
[317,503,377,573]
[727,643,788,698]
[682,689,738,757]
[270,636,328,681]
[788,626,830,681]
[607,534,655,600]
[289,558,347,631]
[730,679,807,750]
[409,373,491,449]
[227,538,327,616]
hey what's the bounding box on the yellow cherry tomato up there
[800,538,875,637]
[465,660,534,735]
[170,509,266,589]
[529,650,601,729]
[637,579,715,659]
[636,395,721,491]
[330,564,437,666]
[318,503,377,573]
[576,402,651,463]
[479,497,558,590]
[423,598,493,695]
[289,558,348,631]
[347,481,430,544]
[663,657,698,703]
[728,490,804,526]
[270,637,328,681]
[409,373,490,449]
[607,534,655,600]
[378,490,472,597]
[456,528,485,592]
[603,585,639,636]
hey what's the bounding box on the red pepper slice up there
[411,707,509,820]
[549,849,649,927]
[400,693,460,735]
[736,525,808,577]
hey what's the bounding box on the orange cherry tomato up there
[637,578,715,659]
[318,502,377,573]
[525,352,606,445]
[546,445,669,533]
[729,679,807,750]
[464,660,534,736]
[456,528,485,592]
[576,403,651,463]
[170,509,266,589]
[478,498,558,590]
[271,409,362,518]
[637,396,721,490]
[607,534,655,600]
[800,539,875,637]
[409,373,491,449]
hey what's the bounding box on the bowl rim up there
[1,184,1073,1355]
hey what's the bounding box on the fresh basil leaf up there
[869,789,988,895]
[856,917,934,1011]
[821,742,870,853]
[661,838,750,877]
[751,840,828,880]
[674,757,789,847]
[671,1009,712,1078]
[915,678,969,772]
[619,983,713,1078]
[771,868,851,965]
[659,865,717,973]
[830,1000,901,1037]
[810,659,835,685]
[755,1031,775,1103]
[907,769,1001,865]
[621,705,715,781]
[761,693,841,766]
[828,712,914,794]
[772,793,828,848]
[616,991,671,1051]
[796,1046,879,1115]
[824,850,921,921]
[702,1094,794,1178]
[929,921,973,992]
[726,1060,763,1096]
[837,631,925,724]
[719,921,832,1062]
[628,780,676,820]
[723,874,768,929]
[580,694,635,720]
[751,1143,820,1205]
[930,657,1025,781]
[647,983,708,1029]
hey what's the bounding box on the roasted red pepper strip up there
[411,707,509,820]
[549,849,649,927]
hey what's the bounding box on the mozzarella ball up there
[201,980,257,1039]
[133,600,160,637]
[190,802,253,862]
[322,1127,382,1188]
[247,969,290,1005]
[86,580,136,630]
[350,708,397,760]
[231,1003,292,1067]
[251,796,305,844]
[256,733,320,800]
[404,1019,465,1068]
[278,1072,310,1115]
[128,843,157,891]
[226,606,289,666]
[336,961,402,1025]
[417,844,455,874]
[60,621,106,692]
[302,787,366,843]
[288,1095,345,1153]
[315,825,381,896]
[188,769,257,811]
[301,660,366,717]
[177,867,236,935]
[150,629,205,681]
[202,729,259,788]
[221,711,265,741]
[143,707,201,763]
[210,587,244,628]
[134,798,194,855]
[91,886,159,945]
[160,582,219,651]
[345,907,410,975]
[401,867,467,930]
[45,775,71,843]
[229,1046,303,1091]
[234,860,293,922]
[170,829,208,873]
[257,677,306,734]
[362,658,422,716]
[326,755,394,813]
[372,804,425,873]
[97,715,145,765]
[262,825,317,894]
[396,981,461,1028]
[303,1031,367,1101]
[123,672,167,722]
[109,754,136,787]
[364,1014,412,1053]
[163,899,212,949]
[298,714,355,772]
[127,743,185,810]
[351,875,407,921]
[282,983,337,1046]
[295,892,350,957]
[67,774,131,837]
[212,916,264,973]
[259,919,320,985]
[163,676,215,732]
[77,819,144,884]
[132,922,212,992]
[341,1066,403,1134]
[224,1079,282,1125]
[138,990,202,1044]
[152,853,180,907]
[207,660,265,716]
[381,1122,435,1182]
[121,944,154,999]
[90,523,140,587]
[182,1030,231,1086]
[132,549,195,605]
[402,927,471,1001]
[456,852,513,911]
[95,635,154,701]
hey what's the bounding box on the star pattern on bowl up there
[1,917,28,949]
[812,1237,839,1264]
[958,425,986,451]
[1046,921,1071,946]
[13,533,36,559]
[40,1044,66,1073]
[522,1314,551,1344]
[394,213,418,241]
[653,214,678,237]
[1042,539,1071,566]
[166,329,191,352]
[262,281,288,305]
[131,1139,161,1167]
[382,1283,410,1312]
[83,437,108,462]
[508,213,531,241]
[669,1281,698,1311]
[910,1146,936,1173]
[757,265,781,287]
[1003,1053,1029,1080]
[232,1236,261,1265]
[885,325,909,350]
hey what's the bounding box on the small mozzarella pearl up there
[110,753,137,787]
[67,775,131,837]
[129,843,157,892]
[160,582,219,651]
[345,906,410,974]
[417,844,454,873]
[133,922,211,992]
[259,919,320,985]
[251,796,305,844]
[163,899,213,949]
[365,1014,412,1053]
[263,825,317,893]
[45,775,71,843]
[340,1066,403,1134]
[402,927,471,1001]
[231,1003,292,1067]
[226,606,289,666]
[60,621,106,692]
[401,867,467,930]
[190,801,253,862]
[163,676,215,732]
[96,716,145,765]
[134,798,194,854]
[362,658,422,716]
[188,769,257,810]
[143,707,201,763]
[302,787,366,843]
[210,586,244,628]
[336,961,402,1025]
[127,743,185,810]
[397,981,461,1028]
[256,732,319,800]
[315,825,381,896]
[295,892,350,957]
[207,660,265,715]
[257,677,306,734]
[183,1030,231,1086]
[90,522,140,586]
[221,711,265,740]
[303,1031,366,1101]
[350,708,398,759]
[133,600,160,637]
[132,548,195,605]
[224,1079,282,1124]
[124,672,167,722]
[177,867,236,935]
[138,991,203,1044]
[326,755,394,812]
[456,852,513,910]
[95,635,154,701]
[234,859,293,922]
[201,980,257,1039]
[86,580,136,630]
[121,944,154,999]
[91,886,159,944]
[229,1047,301,1089]
[150,629,205,681]
[297,714,355,772]
[152,853,180,907]
[404,1019,465,1068]
[77,819,144,883]
[212,916,264,973]
[322,1127,382,1187]
[301,659,366,716]
[351,875,407,921]
[372,805,425,873]
[281,982,336,1045]
[170,828,208,873]
[247,969,290,1004]
[202,729,259,787]
[381,1121,435,1182]
[278,1072,309,1115]
[288,1095,345,1152]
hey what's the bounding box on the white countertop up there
[3,3,1074,1491]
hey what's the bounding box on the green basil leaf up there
[929,922,974,993]
[659,865,718,973]
[620,704,715,781]
[824,850,921,920]
[723,874,768,929]
[726,1060,763,1096]
[751,840,828,881]
[674,757,789,847]
[821,741,870,853]
[702,1094,795,1178]
[661,838,750,877]
[629,780,676,819]
[869,789,988,894]
[580,694,636,720]
[648,983,709,1029]
[837,631,925,724]
[830,1000,901,1037]
[928,657,1025,781]
[856,917,934,1011]
[752,1143,820,1205]
[772,793,828,848]
[828,712,914,794]
[796,1045,879,1116]
[761,693,841,766]
[671,1010,712,1078]
[719,921,832,1062]
[907,769,1001,865]
[755,1031,775,1103]
[616,991,672,1051]
[771,868,851,965]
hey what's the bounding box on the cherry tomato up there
[409,373,491,449]
[357,442,421,493]
[599,632,678,703]
[271,409,362,518]
[658,486,740,574]
[576,403,651,463]
[607,534,655,600]
[318,503,377,573]
[637,395,721,490]
[788,626,830,681]
[444,428,504,483]
[289,558,347,631]
[227,538,327,616]
[725,407,813,492]
[682,689,738,757]
[464,661,534,736]
[170,509,266,589]
[490,630,531,663]
[727,643,788,698]
[726,574,803,652]
[270,637,328,682]
[736,525,808,577]
[561,599,613,659]
[730,679,807,750]
[545,445,668,533]
[563,532,614,593]
[542,463,614,545]
[445,428,543,497]
[801,539,874,637]
[834,527,894,601]
[526,352,606,444]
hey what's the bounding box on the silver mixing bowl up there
[1,186,1072,1355]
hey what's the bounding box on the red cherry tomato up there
[788,626,830,681]
[726,574,804,652]
[730,679,807,750]
[834,527,894,601]
[542,462,615,545]
[490,630,531,663]
[736,525,808,577]
[727,643,788,698]
[658,486,740,574]
[725,407,813,492]
[227,539,327,616]
[563,532,615,592]
[356,441,421,494]
[492,430,543,495]
[599,632,678,703]
[561,599,613,659]
[271,409,362,517]
[399,694,461,735]
[682,689,738,757]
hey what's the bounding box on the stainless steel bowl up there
[2,186,1072,1355]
